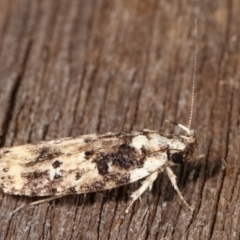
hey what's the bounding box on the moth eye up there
[171,152,184,165]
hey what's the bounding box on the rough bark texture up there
[0,0,239,240]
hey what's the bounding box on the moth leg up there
[115,171,158,228]
[30,195,63,206]
[11,196,64,214]
[125,171,159,214]
[11,204,26,214]
[165,166,193,211]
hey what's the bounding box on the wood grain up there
[0,0,239,239]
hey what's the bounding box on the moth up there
[0,124,197,211]
[0,22,199,217]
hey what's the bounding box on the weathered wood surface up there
[0,0,239,239]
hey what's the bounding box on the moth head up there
[166,120,197,165]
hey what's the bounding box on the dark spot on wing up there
[96,159,109,175]
[52,160,62,168]
[113,144,145,168]
[93,143,144,175]
[26,146,62,166]
[36,147,62,161]
[22,170,49,180]
[141,146,149,154]
[54,173,62,179]
[75,172,82,180]
[84,150,94,159]
[3,168,9,172]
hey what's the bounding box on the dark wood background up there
[0,0,239,239]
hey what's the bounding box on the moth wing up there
[0,131,167,196]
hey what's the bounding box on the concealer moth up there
[0,21,198,216]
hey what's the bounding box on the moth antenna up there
[166,120,191,135]
[188,19,198,129]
